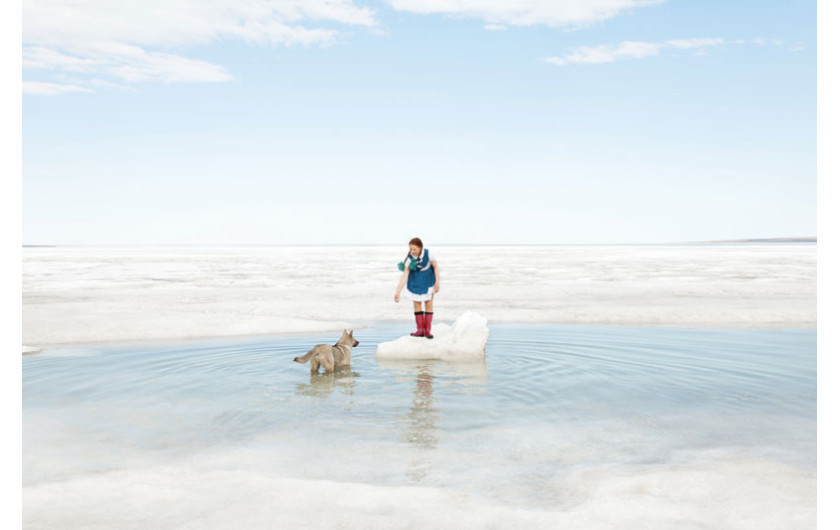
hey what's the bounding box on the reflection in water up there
[404,369,438,449]
[403,367,439,482]
[294,368,359,400]
[22,325,816,529]
[378,359,489,482]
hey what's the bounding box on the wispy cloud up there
[386,0,664,28]
[102,45,234,84]
[542,37,728,66]
[23,43,233,84]
[23,0,379,94]
[22,81,94,96]
[23,47,99,72]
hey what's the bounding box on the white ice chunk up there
[375,311,489,360]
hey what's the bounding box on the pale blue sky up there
[21,0,816,245]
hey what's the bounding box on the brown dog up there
[293,329,359,374]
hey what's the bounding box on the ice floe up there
[376,311,489,360]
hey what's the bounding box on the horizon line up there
[22,237,818,248]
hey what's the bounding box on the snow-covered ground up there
[22,244,816,348]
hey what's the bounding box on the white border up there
[4,0,23,525]
[817,0,836,527]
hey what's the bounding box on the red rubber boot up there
[424,312,434,339]
[410,312,426,337]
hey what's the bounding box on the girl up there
[394,237,440,339]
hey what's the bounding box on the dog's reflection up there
[294,367,359,398]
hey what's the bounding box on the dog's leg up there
[323,356,335,374]
[310,355,321,374]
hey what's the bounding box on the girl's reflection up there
[402,366,439,481]
[383,360,488,482]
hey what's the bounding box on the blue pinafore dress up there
[404,249,436,302]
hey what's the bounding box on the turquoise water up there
[23,324,816,527]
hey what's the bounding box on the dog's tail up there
[293,348,317,364]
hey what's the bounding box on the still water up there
[23,323,816,528]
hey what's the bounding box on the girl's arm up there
[432,260,440,293]
[394,268,410,302]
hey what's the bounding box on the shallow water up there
[23,323,816,528]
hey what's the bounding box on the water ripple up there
[23,323,816,488]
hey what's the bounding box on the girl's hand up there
[394,292,400,302]
[434,284,440,293]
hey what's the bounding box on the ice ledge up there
[375,311,489,360]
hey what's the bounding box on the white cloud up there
[22,81,94,96]
[385,0,663,27]
[542,37,725,66]
[23,47,99,71]
[666,38,724,49]
[24,0,378,48]
[87,78,133,90]
[484,24,507,31]
[23,42,233,85]
[23,0,379,93]
[103,46,235,83]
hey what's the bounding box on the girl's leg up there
[411,301,425,336]
[423,297,435,339]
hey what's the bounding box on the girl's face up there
[409,244,422,258]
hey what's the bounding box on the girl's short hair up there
[409,237,423,249]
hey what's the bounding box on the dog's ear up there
[349,329,354,336]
